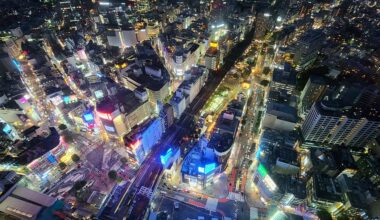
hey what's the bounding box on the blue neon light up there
[83,112,94,123]
[2,124,12,134]
[256,147,262,159]
[198,163,216,174]
[205,163,216,174]
[47,154,57,164]
[12,59,22,73]
[160,148,173,165]
[63,96,70,104]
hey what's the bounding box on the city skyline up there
[0,0,379,220]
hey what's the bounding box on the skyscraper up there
[57,0,83,31]
[293,29,324,70]
[301,101,380,147]
[254,12,273,40]
[299,75,328,115]
[135,0,151,12]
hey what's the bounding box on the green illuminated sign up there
[258,163,268,177]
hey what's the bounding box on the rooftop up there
[123,64,170,91]
[96,87,147,115]
[1,127,60,166]
[272,63,296,86]
[181,138,219,177]
[214,111,240,135]
[274,147,299,167]
[266,101,298,123]
[208,132,234,154]
[273,175,306,199]
[312,174,342,203]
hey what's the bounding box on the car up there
[174,202,179,209]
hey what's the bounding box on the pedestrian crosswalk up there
[205,198,218,211]
[227,192,245,202]
[138,186,153,199]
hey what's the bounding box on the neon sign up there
[47,154,57,164]
[19,97,28,104]
[198,163,216,174]
[2,124,12,134]
[258,163,268,177]
[129,139,141,150]
[205,163,216,174]
[96,111,112,120]
[160,148,173,165]
[12,59,22,73]
[63,95,78,104]
[83,112,94,123]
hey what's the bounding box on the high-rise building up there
[57,0,83,31]
[299,75,328,115]
[293,30,324,70]
[96,88,152,138]
[270,63,297,95]
[204,47,219,71]
[107,28,138,49]
[301,101,380,147]
[123,117,164,164]
[262,102,298,132]
[0,186,63,220]
[135,0,151,12]
[254,12,273,40]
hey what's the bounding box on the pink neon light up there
[96,111,112,120]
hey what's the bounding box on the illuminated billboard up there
[47,154,57,164]
[12,59,22,73]
[257,163,277,192]
[160,148,173,165]
[104,125,116,133]
[94,90,104,99]
[63,95,78,104]
[96,111,113,121]
[205,163,216,174]
[258,163,268,177]
[2,124,12,134]
[198,163,216,174]
[129,139,141,150]
[18,95,30,104]
[83,112,95,123]
[210,42,218,48]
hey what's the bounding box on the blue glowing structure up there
[256,147,262,159]
[12,59,22,73]
[2,124,12,134]
[83,112,95,123]
[47,154,57,164]
[198,163,216,174]
[204,163,216,174]
[63,96,71,104]
[160,148,173,165]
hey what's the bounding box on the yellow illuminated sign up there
[210,42,218,48]
[115,63,127,69]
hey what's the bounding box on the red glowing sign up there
[96,111,113,120]
[129,139,141,150]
